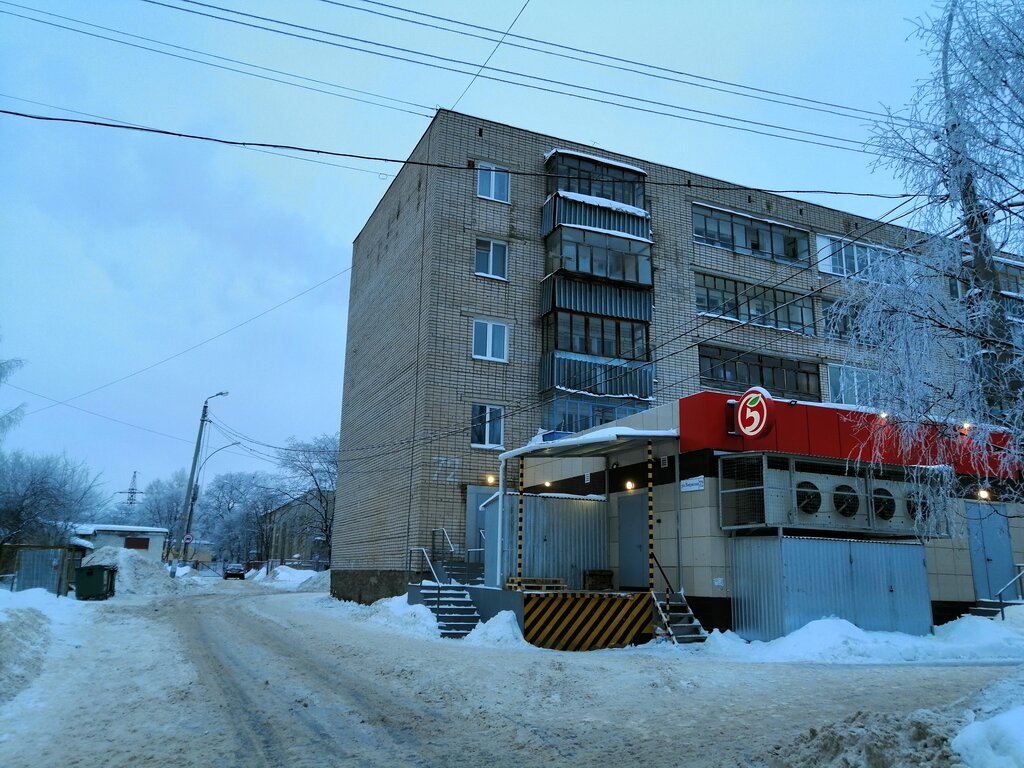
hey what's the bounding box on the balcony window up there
[545,397,648,433]
[699,344,820,401]
[545,227,652,285]
[693,205,809,264]
[545,153,645,208]
[827,364,879,406]
[694,273,815,334]
[544,311,648,361]
[477,163,510,203]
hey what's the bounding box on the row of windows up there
[693,205,810,264]
[816,235,897,278]
[698,344,821,401]
[694,273,815,334]
[542,311,649,361]
[545,397,647,434]
[544,153,646,208]
[545,227,653,285]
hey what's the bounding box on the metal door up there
[965,502,1016,600]
[617,493,647,589]
[465,485,493,564]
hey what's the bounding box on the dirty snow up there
[1,582,1023,766]
[83,546,181,596]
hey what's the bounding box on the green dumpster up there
[75,565,117,600]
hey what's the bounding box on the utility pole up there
[179,391,228,562]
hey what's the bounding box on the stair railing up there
[466,528,485,564]
[406,547,445,612]
[994,564,1024,621]
[652,552,679,605]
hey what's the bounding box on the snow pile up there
[0,588,84,706]
[765,708,961,767]
[245,566,267,581]
[312,594,440,640]
[701,614,1024,664]
[261,566,316,586]
[82,547,179,596]
[953,707,1024,767]
[463,610,531,648]
[296,570,330,592]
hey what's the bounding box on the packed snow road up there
[2,577,1021,768]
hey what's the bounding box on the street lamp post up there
[179,391,228,562]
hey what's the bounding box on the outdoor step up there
[969,606,1003,618]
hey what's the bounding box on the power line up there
[139,0,876,154]
[0,108,919,199]
[324,0,919,127]
[0,4,433,119]
[23,264,349,417]
[450,0,529,110]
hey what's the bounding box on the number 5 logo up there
[736,387,773,438]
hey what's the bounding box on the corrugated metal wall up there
[484,495,608,589]
[15,548,65,594]
[540,276,653,321]
[732,536,931,641]
[539,351,653,398]
[542,195,650,240]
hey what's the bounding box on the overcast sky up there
[0,0,938,503]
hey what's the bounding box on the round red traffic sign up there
[183,533,194,544]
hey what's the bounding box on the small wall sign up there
[680,476,705,493]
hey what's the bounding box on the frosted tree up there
[834,0,1024,530]
[274,432,338,558]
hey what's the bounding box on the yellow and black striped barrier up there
[522,591,652,651]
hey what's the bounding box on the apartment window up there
[545,397,647,433]
[545,227,652,285]
[699,344,820,401]
[472,319,508,362]
[477,163,510,203]
[694,273,815,334]
[471,404,503,447]
[543,311,648,360]
[996,259,1024,295]
[827,364,879,406]
[475,238,508,280]
[693,205,809,264]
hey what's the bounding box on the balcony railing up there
[542,192,651,240]
[539,350,653,399]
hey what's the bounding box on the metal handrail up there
[431,527,456,554]
[994,565,1024,621]
[406,547,447,613]
[651,552,678,600]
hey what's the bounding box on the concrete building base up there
[330,569,407,604]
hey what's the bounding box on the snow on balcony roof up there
[73,524,170,535]
[500,427,678,461]
[543,148,647,176]
[69,536,95,549]
[554,190,650,219]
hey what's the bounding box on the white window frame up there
[827,363,879,406]
[817,234,903,278]
[472,319,509,362]
[475,238,508,280]
[477,163,510,203]
[471,404,504,448]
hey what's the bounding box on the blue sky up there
[0,0,938,500]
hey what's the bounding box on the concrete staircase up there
[969,598,1024,620]
[653,590,707,644]
[422,585,481,639]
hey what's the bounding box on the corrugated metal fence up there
[15,548,67,594]
[732,536,932,640]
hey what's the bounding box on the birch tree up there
[274,432,338,556]
[835,0,1024,530]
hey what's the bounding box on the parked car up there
[222,563,245,580]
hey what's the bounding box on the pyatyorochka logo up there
[736,387,773,438]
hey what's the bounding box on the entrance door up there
[618,493,648,589]
[965,502,1016,600]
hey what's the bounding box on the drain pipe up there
[495,457,506,588]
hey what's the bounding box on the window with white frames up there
[471,404,503,447]
[477,163,510,202]
[472,319,508,362]
[475,238,508,279]
[827,364,879,406]
[817,235,900,278]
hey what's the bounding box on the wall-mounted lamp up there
[977,487,991,500]
[625,480,635,491]
[543,481,552,487]
[485,474,496,485]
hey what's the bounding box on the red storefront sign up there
[678,391,1016,478]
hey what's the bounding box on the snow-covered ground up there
[2,559,1023,767]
